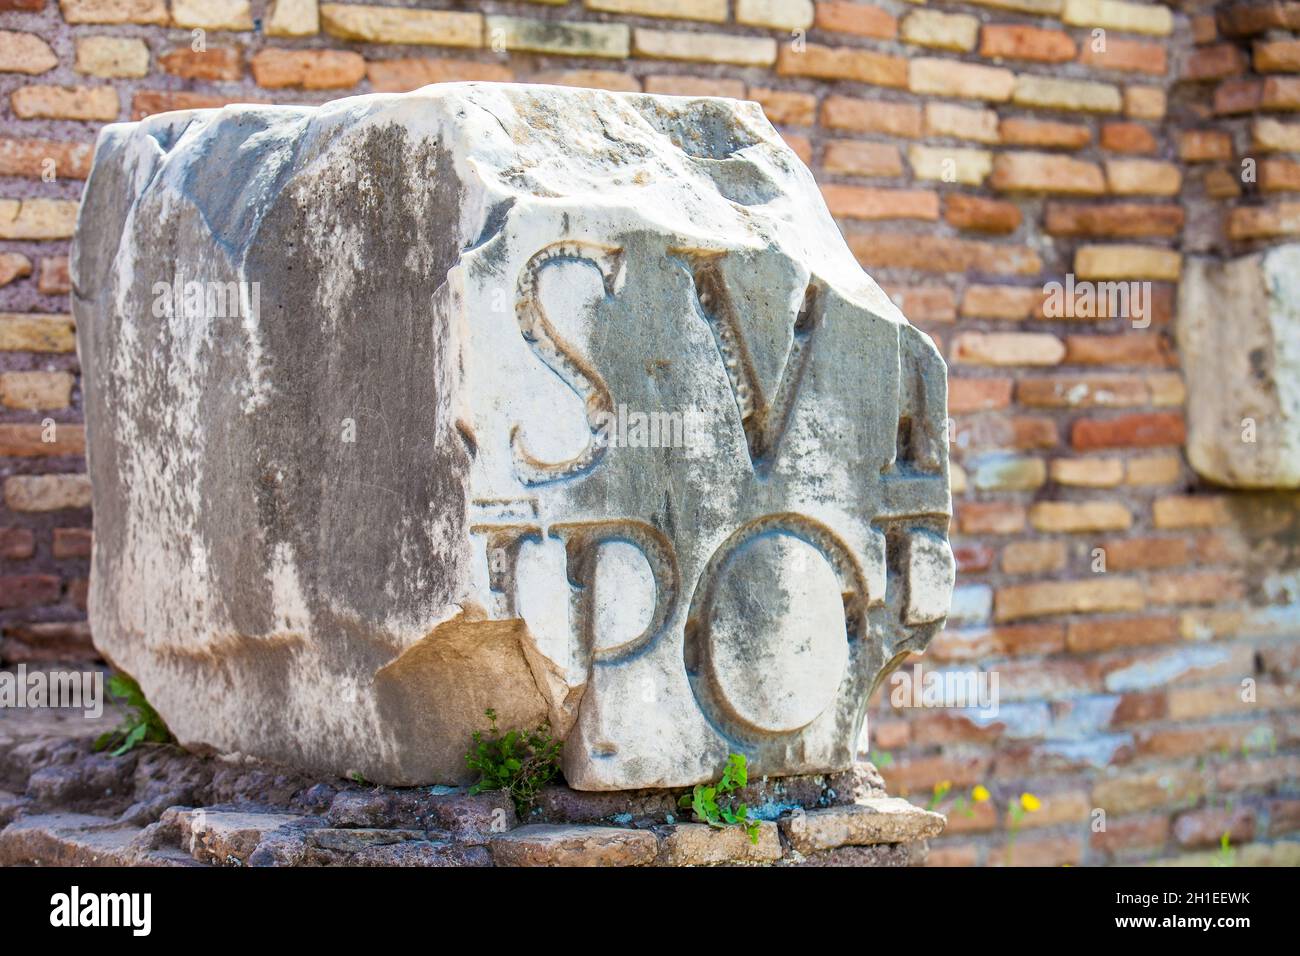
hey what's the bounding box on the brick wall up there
[1,0,1297,865]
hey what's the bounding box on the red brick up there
[0,424,86,457]
[1263,75,1300,108]
[847,233,1042,275]
[1192,14,1218,44]
[999,117,1091,149]
[1261,158,1300,192]
[1148,571,1245,605]
[997,835,1084,867]
[823,185,939,220]
[1071,413,1185,450]
[979,25,1075,63]
[991,152,1105,195]
[944,194,1021,234]
[251,49,366,89]
[957,501,1026,534]
[366,58,512,93]
[880,754,991,794]
[1098,537,1190,571]
[159,47,243,81]
[1185,43,1247,81]
[748,87,816,126]
[888,285,956,322]
[953,542,995,574]
[0,137,94,179]
[1090,814,1169,855]
[38,257,71,295]
[132,90,266,119]
[1016,374,1149,408]
[1100,122,1157,154]
[1044,202,1184,237]
[954,415,1059,451]
[814,1,897,39]
[947,377,1012,413]
[0,574,61,609]
[1079,38,1167,76]
[1067,615,1180,652]
[0,527,35,560]
[1217,1,1300,37]
[1215,78,1262,114]
[776,43,907,87]
[1178,129,1234,162]
[1064,333,1175,367]
[52,527,92,559]
[1256,39,1300,73]
[821,95,921,137]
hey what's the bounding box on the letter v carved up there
[676,252,822,475]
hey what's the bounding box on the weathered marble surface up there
[1179,245,1300,489]
[73,82,953,788]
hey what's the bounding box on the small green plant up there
[465,708,562,814]
[1004,792,1040,866]
[679,753,761,845]
[1214,830,1237,867]
[869,749,894,769]
[927,779,951,812]
[93,673,173,756]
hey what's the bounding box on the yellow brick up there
[266,0,320,37]
[0,200,80,240]
[924,102,999,143]
[1014,75,1121,112]
[171,0,253,31]
[0,30,59,75]
[321,4,483,47]
[909,144,992,185]
[58,0,168,26]
[1146,372,1186,407]
[0,371,74,410]
[0,313,76,352]
[910,57,1014,101]
[633,28,775,65]
[1050,457,1125,487]
[1029,500,1132,532]
[1105,158,1182,196]
[3,474,92,512]
[996,578,1144,621]
[588,0,726,18]
[1063,0,1173,37]
[951,331,1066,365]
[901,10,979,51]
[74,36,150,78]
[735,0,814,29]
[952,0,1062,12]
[1253,118,1300,153]
[950,461,968,494]
[1124,85,1165,119]
[12,84,119,121]
[1153,495,1231,529]
[1075,244,1181,280]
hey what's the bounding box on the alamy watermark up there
[152,275,260,321]
[889,663,1000,718]
[1042,274,1152,328]
[0,664,102,719]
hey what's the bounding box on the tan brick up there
[999,117,1091,148]
[909,145,992,185]
[971,454,1047,491]
[814,2,897,39]
[159,47,244,81]
[1075,245,1181,281]
[366,57,511,93]
[1178,129,1233,162]
[952,0,1063,12]
[321,4,483,47]
[11,85,119,121]
[821,95,920,137]
[925,102,999,143]
[0,30,58,75]
[996,577,1144,621]
[1068,614,1178,652]
[992,152,1105,195]
[1261,158,1300,192]
[1253,117,1300,152]
[1062,0,1172,36]
[1044,201,1183,237]
[0,200,79,240]
[958,501,1027,534]
[1215,78,1262,114]
[59,0,168,25]
[0,253,32,288]
[909,57,1014,101]
[735,0,814,29]
[1153,495,1230,529]
[586,0,726,21]
[980,24,1075,63]
[266,0,320,38]
[901,10,978,52]
[848,233,1041,275]
[1100,121,1157,154]
[951,332,1065,366]
[945,196,1021,234]
[0,371,74,410]
[1029,500,1132,532]
[1126,454,1181,485]
[1105,158,1181,195]
[822,140,902,177]
[637,27,774,65]
[3,474,92,512]
[72,36,148,78]
[0,423,85,458]
[1079,37,1167,76]
[1228,202,1300,240]
[642,74,737,96]
[823,185,938,221]
[38,257,71,295]
[1263,75,1300,109]
[1092,769,1201,814]
[961,284,1039,318]
[1192,13,1218,44]
[131,90,267,119]
[251,49,365,89]
[1002,540,1067,575]
[889,285,956,323]
[749,88,816,126]
[1124,85,1166,119]
[1064,332,1174,367]
[0,138,94,179]
[1014,75,1121,112]
[0,313,76,352]
[1148,570,1244,606]
[1099,537,1189,571]
[171,0,252,30]
[1018,375,1148,408]
[1204,166,1243,199]
[1255,39,1300,73]
[1051,457,1125,487]
[777,42,903,84]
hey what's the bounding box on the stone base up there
[0,706,943,867]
